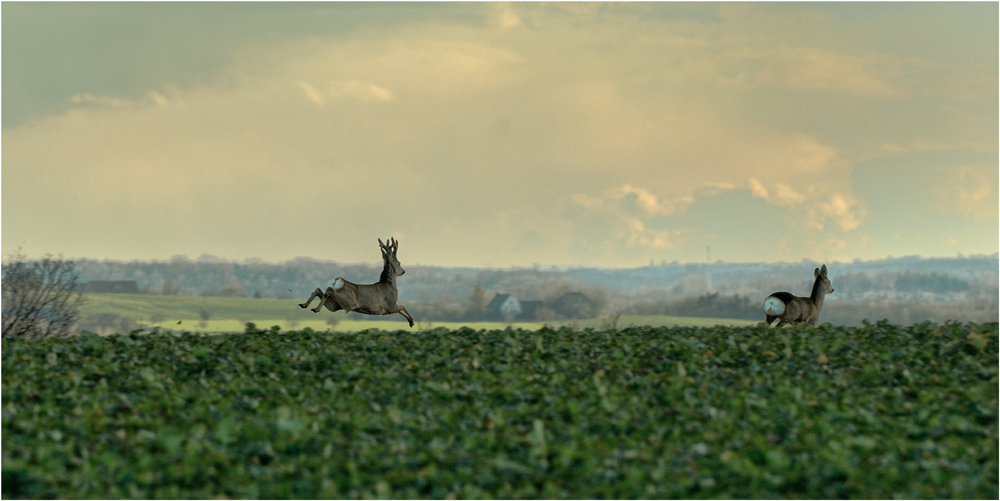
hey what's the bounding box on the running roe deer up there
[762,264,834,327]
[299,238,415,327]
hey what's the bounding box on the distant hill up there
[563,255,999,292]
[66,254,998,307]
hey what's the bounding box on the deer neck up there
[379,263,396,288]
[810,278,827,311]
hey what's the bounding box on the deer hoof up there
[312,307,322,313]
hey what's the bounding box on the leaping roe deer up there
[763,264,834,327]
[299,238,415,327]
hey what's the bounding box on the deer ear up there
[814,267,821,278]
[821,264,828,277]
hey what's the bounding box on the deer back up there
[352,281,397,315]
[788,296,818,324]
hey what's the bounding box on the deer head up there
[378,237,405,277]
[813,264,834,296]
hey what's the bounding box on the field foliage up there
[2,322,997,498]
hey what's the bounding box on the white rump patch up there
[762,296,786,316]
[325,278,345,291]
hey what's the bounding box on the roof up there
[486,293,513,311]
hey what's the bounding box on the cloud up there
[3,3,995,266]
[937,165,999,221]
[491,2,523,29]
[748,179,805,206]
[571,184,693,217]
[68,90,178,109]
[816,193,866,231]
[296,81,394,106]
[624,218,674,249]
[736,46,901,96]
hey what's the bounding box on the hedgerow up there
[2,321,996,498]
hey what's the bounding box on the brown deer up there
[299,238,415,327]
[763,264,834,327]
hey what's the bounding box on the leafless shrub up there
[199,307,212,328]
[600,312,623,331]
[326,314,341,328]
[534,307,562,322]
[2,250,85,338]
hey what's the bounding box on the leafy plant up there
[2,321,996,498]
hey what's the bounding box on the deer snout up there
[399,267,405,276]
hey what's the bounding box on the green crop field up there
[78,293,759,333]
[2,321,996,498]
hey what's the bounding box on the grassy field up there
[79,293,759,333]
[3,322,996,498]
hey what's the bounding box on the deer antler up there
[378,238,389,262]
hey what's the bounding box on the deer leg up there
[765,315,777,326]
[320,296,344,313]
[325,287,357,314]
[300,288,324,309]
[393,304,415,327]
[311,288,336,313]
[311,293,328,313]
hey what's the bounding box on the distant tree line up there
[63,255,998,327]
[624,293,760,320]
[70,256,996,305]
[379,282,609,322]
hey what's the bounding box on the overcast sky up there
[3,2,997,268]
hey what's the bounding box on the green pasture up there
[79,294,759,333]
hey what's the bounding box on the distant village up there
[73,254,998,327]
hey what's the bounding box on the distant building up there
[485,295,547,321]
[486,293,522,319]
[517,300,543,321]
[551,291,598,319]
[83,281,140,294]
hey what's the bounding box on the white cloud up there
[748,179,805,206]
[816,193,866,231]
[68,89,178,109]
[937,165,998,221]
[571,184,693,217]
[296,80,394,106]
[491,2,522,29]
[740,46,900,96]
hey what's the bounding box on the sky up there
[3,2,997,268]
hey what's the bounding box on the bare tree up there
[199,307,212,328]
[463,281,489,319]
[2,250,85,338]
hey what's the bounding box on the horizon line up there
[30,252,1000,270]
